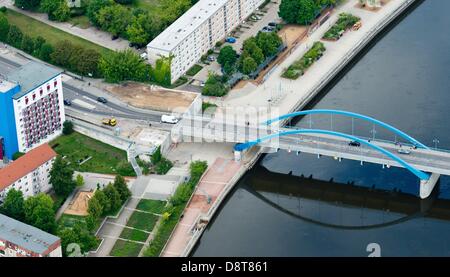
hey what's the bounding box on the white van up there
[161,115,179,124]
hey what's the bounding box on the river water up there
[193,0,450,256]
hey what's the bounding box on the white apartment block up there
[0,214,62,257]
[147,0,266,83]
[0,144,57,202]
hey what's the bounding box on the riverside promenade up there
[157,0,417,257]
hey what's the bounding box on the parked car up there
[207,55,216,62]
[268,22,277,27]
[226,37,236,43]
[97,97,108,104]
[348,141,361,147]
[63,99,72,106]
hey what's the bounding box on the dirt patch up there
[64,191,94,216]
[106,82,198,112]
[278,24,308,48]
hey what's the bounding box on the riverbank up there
[162,0,417,257]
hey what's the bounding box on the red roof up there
[0,144,57,191]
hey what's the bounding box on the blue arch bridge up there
[176,109,450,199]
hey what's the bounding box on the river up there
[192,0,450,256]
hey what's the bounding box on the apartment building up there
[0,62,65,160]
[147,0,266,83]
[0,214,62,257]
[0,144,57,202]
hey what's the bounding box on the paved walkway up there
[0,0,130,51]
[161,158,242,257]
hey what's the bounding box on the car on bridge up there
[348,141,361,147]
[397,148,411,155]
[63,99,72,106]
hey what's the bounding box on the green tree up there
[0,189,25,221]
[87,0,113,27]
[58,222,98,256]
[96,4,132,37]
[51,40,76,68]
[255,31,283,57]
[87,195,103,219]
[217,46,237,68]
[126,18,148,46]
[279,0,318,25]
[297,0,317,25]
[113,175,130,202]
[20,35,35,54]
[6,25,23,48]
[99,49,149,83]
[151,146,162,165]
[150,56,172,87]
[62,120,74,135]
[24,194,56,233]
[201,73,229,97]
[38,43,54,61]
[242,38,264,65]
[49,156,76,198]
[76,174,84,187]
[41,0,70,22]
[190,160,208,181]
[242,56,258,75]
[92,189,110,216]
[103,184,121,213]
[77,49,101,77]
[0,13,9,42]
[15,0,41,10]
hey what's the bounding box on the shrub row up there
[282,41,326,79]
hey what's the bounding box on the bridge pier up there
[420,173,440,199]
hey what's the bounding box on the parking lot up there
[189,1,282,84]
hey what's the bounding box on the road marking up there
[72,99,96,110]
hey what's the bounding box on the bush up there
[62,121,74,135]
[323,13,360,40]
[202,73,229,97]
[155,158,173,175]
[12,152,25,160]
[282,41,325,80]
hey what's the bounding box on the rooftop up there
[0,79,17,94]
[0,144,57,191]
[6,62,62,100]
[147,0,229,52]
[0,214,60,255]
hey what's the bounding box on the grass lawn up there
[119,227,149,242]
[50,132,135,176]
[58,214,87,228]
[131,0,164,13]
[186,64,203,76]
[4,9,113,57]
[68,15,91,29]
[136,199,166,214]
[109,240,143,257]
[126,211,159,232]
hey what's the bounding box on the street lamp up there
[370,126,377,141]
[433,138,440,150]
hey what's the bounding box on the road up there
[0,55,163,122]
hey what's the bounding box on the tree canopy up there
[49,156,76,198]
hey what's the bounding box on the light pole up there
[370,126,377,141]
[433,138,440,150]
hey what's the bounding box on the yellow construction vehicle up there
[102,118,117,126]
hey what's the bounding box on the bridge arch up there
[234,129,430,180]
[264,109,429,149]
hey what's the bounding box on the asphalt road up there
[0,55,163,122]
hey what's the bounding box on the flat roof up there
[6,62,62,100]
[0,79,18,94]
[0,214,60,255]
[0,144,57,190]
[147,0,229,52]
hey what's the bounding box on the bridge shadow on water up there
[241,163,450,230]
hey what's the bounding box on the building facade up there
[0,144,57,202]
[0,214,62,257]
[0,62,65,161]
[147,0,266,83]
